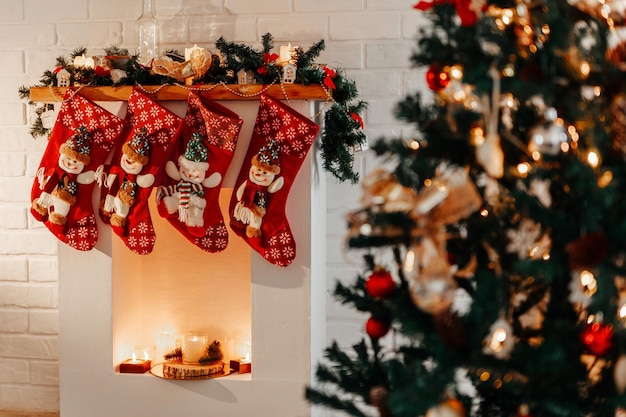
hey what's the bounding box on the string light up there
[598,170,613,188]
[586,150,600,168]
[407,139,420,150]
[580,61,591,78]
[470,126,485,146]
[618,297,626,324]
[517,162,530,177]
[579,270,598,297]
[448,65,463,80]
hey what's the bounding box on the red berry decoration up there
[581,322,614,356]
[366,316,391,339]
[365,267,396,298]
[426,64,450,91]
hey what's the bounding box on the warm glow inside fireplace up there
[111,189,252,368]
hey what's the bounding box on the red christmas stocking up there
[99,88,183,255]
[156,91,243,252]
[229,94,320,267]
[30,90,125,251]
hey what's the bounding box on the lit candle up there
[156,331,175,361]
[73,54,95,69]
[182,332,208,364]
[184,44,203,62]
[279,43,292,65]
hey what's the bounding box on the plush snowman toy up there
[158,133,221,236]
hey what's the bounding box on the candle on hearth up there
[134,345,154,361]
[156,331,175,361]
[182,332,208,364]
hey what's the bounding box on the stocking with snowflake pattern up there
[98,88,183,255]
[156,91,243,252]
[229,93,320,267]
[30,90,125,251]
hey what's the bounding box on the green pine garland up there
[18,33,366,183]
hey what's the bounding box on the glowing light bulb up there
[517,162,530,177]
[580,61,591,77]
[449,65,463,80]
[579,270,598,296]
[586,150,600,168]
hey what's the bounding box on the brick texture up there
[1,0,416,413]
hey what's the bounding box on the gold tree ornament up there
[407,236,458,315]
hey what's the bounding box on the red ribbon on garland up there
[323,66,337,89]
[413,0,485,27]
[94,66,111,77]
[257,53,279,75]
[350,112,364,129]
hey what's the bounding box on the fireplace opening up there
[111,189,252,371]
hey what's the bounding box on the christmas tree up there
[307,1,626,416]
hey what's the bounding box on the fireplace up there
[57,99,326,417]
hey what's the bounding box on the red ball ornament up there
[581,322,614,356]
[426,64,450,91]
[366,317,391,339]
[365,267,396,298]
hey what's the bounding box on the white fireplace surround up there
[57,99,326,417]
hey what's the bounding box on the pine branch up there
[261,32,274,54]
[297,39,325,68]
[70,46,87,59]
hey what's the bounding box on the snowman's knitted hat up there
[184,132,208,163]
[179,132,210,171]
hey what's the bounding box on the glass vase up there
[135,0,158,66]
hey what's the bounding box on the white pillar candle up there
[182,332,208,364]
[279,44,292,65]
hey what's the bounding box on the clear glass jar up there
[181,332,208,364]
[135,0,158,66]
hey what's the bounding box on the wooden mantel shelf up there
[30,84,331,103]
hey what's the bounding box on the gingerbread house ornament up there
[237,69,256,84]
[56,68,71,87]
[282,63,297,84]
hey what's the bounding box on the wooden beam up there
[29,84,332,103]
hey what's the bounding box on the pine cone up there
[370,386,394,417]
[433,310,467,353]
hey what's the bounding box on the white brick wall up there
[0,0,422,413]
